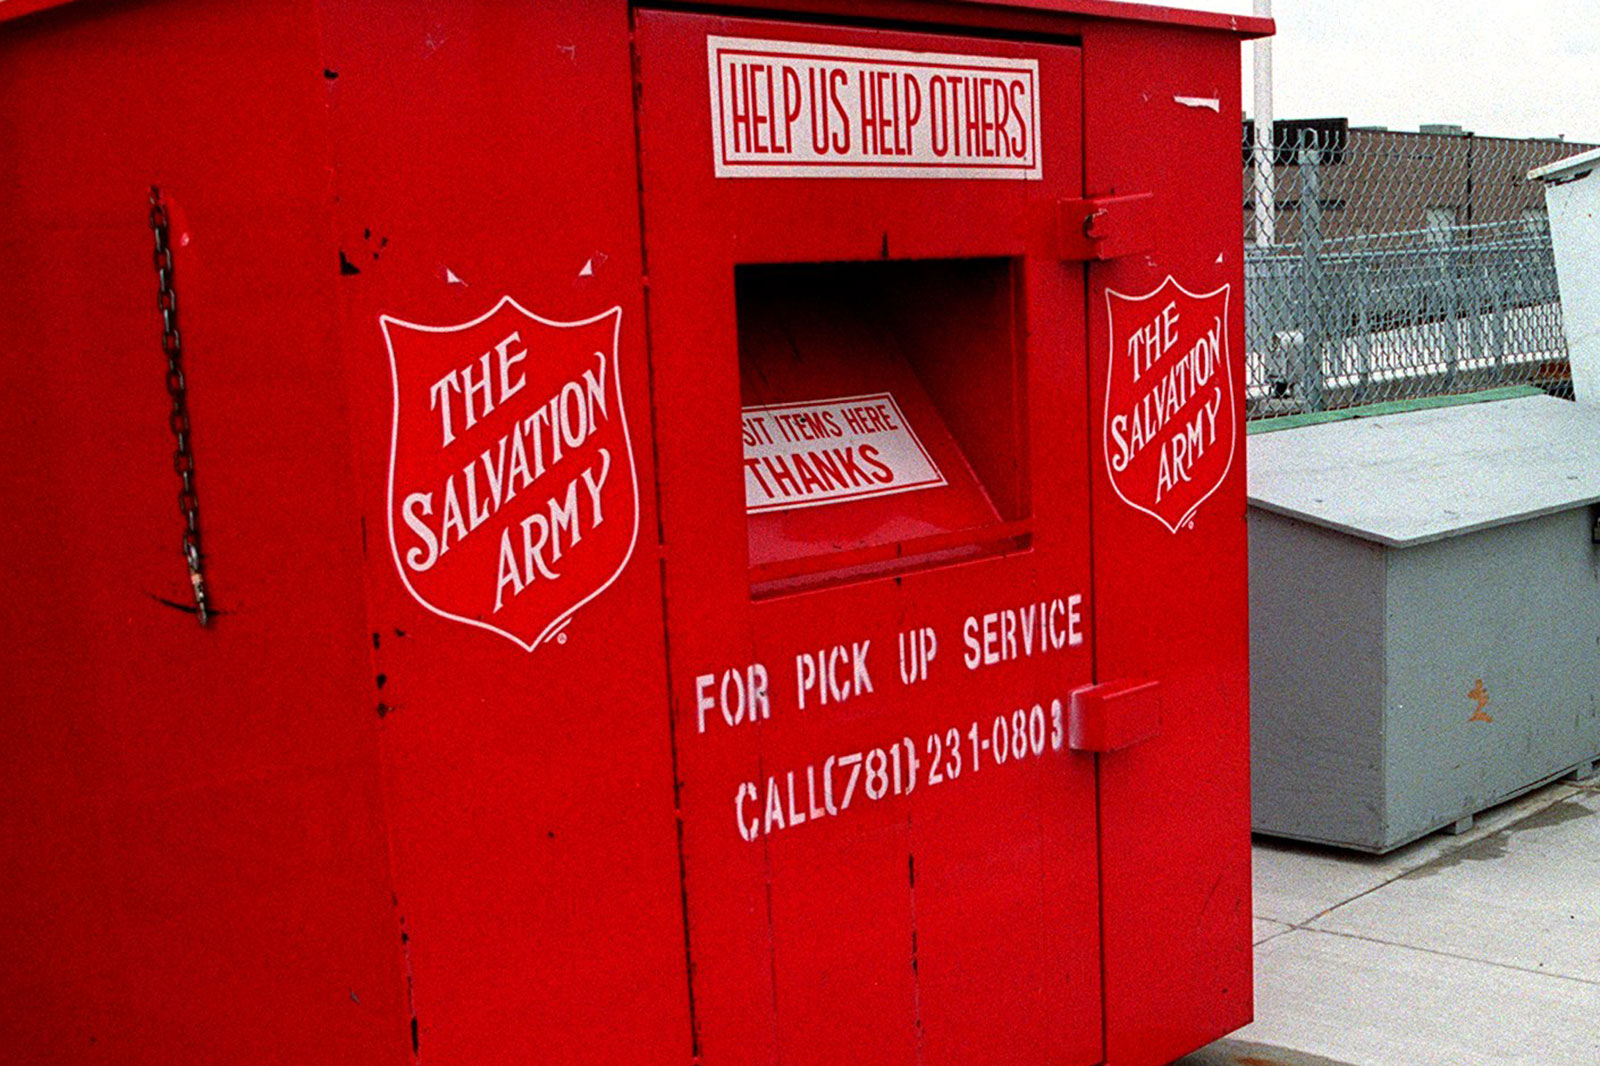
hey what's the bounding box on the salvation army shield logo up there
[380,297,639,651]
[1103,277,1236,533]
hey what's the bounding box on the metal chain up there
[149,187,211,625]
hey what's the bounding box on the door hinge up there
[1068,678,1161,753]
[1056,192,1157,261]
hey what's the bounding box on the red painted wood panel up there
[636,12,1102,1065]
[1084,24,1256,1066]
[315,3,694,1063]
[0,2,408,1061]
[1,2,1257,1062]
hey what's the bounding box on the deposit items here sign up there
[743,393,947,514]
[706,36,1042,180]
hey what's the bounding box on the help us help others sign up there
[707,36,1042,179]
[743,394,947,513]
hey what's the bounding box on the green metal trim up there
[1247,386,1548,435]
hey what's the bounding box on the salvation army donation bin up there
[1249,395,1600,853]
[1533,147,1600,405]
[0,3,1268,1065]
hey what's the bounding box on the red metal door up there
[636,12,1100,1066]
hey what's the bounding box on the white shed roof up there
[1530,146,1600,183]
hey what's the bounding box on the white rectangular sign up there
[707,36,1042,180]
[743,393,947,513]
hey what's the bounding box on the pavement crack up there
[1295,789,1585,929]
[1284,926,1600,989]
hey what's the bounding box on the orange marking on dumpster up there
[1468,679,1493,723]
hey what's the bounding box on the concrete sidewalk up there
[1178,775,1600,1066]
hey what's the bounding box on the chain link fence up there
[1243,123,1593,419]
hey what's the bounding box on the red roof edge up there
[950,0,1274,37]
[0,0,78,24]
[2,0,1272,35]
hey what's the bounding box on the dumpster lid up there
[1529,146,1600,184]
[1248,395,1600,547]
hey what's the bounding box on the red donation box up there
[0,2,1268,1065]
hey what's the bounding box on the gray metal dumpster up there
[1249,394,1600,852]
